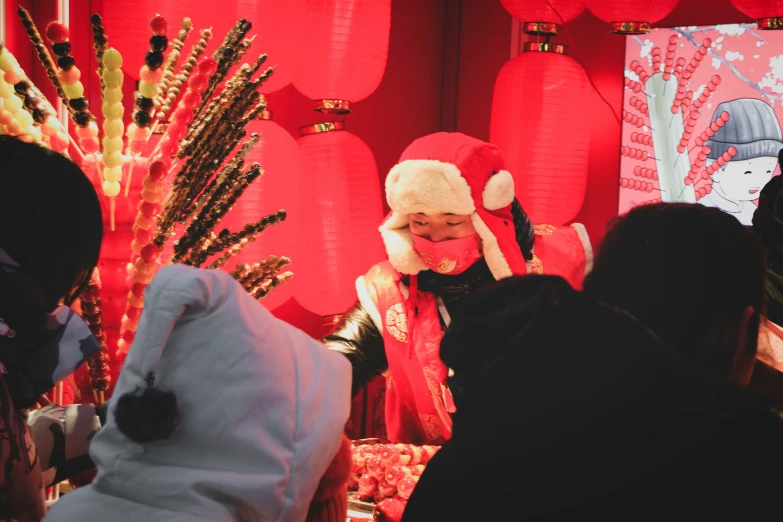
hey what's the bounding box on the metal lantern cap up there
[758,17,783,30]
[299,121,346,137]
[523,41,566,54]
[313,99,352,114]
[522,22,560,36]
[611,22,651,34]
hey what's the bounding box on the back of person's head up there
[407,275,773,520]
[44,265,352,522]
[753,171,783,325]
[584,203,765,386]
[442,274,713,420]
[0,136,102,322]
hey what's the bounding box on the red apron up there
[361,223,590,443]
[364,262,452,444]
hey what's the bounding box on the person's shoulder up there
[364,261,400,280]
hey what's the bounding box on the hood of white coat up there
[46,264,351,522]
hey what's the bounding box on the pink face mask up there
[412,233,483,275]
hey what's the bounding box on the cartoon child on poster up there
[700,98,783,225]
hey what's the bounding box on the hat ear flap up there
[482,170,515,210]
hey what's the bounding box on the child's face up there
[712,156,777,201]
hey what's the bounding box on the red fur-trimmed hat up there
[381,132,528,279]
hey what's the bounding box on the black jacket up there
[323,259,496,396]
[402,275,783,521]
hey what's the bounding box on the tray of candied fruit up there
[347,439,441,522]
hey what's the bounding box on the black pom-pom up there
[69,98,89,111]
[150,35,168,53]
[52,42,71,57]
[145,51,164,70]
[133,110,152,127]
[57,55,75,71]
[134,93,154,111]
[114,372,179,443]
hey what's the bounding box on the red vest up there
[360,224,590,443]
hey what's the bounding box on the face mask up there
[412,233,483,275]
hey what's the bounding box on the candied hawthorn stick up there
[17,7,71,114]
[91,14,108,86]
[155,17,193,112]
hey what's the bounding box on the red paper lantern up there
[236,0,306,93]
[490,47,590,226]
[585,0,680,34]
[731,0,783,29]
[219,117,300,310]
[293,0,391,112]
[501,0,586,25]
[295,123,385,316]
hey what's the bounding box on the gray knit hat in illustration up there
[705,98,783,161]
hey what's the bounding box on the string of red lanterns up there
[291,0,390,317]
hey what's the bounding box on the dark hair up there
[441,274,708,418]
[752,170,783,325]
[584,203,765,382]
[0,136,103,316]
[511,198,535,261]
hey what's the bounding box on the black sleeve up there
[323,300,387,397]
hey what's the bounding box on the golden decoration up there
[534,224,556,236]
[531,254,544,274]
[385,303,408,343]
[419,414,443,442]
[418,252,457,274]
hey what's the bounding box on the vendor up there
[324,132,592,444]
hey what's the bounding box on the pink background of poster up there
[619,24,783,215]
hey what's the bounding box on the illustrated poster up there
[619,24,783,225]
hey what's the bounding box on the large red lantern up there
[490,44,590,226]
[292,0,391,113]
[731,1,783,29]
[295,123,385,316]
[585,0,680,34]
[501,0,585,25]
[219,116,301,310]
[236,0,306,93]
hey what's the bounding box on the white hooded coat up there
[44,264,352,522]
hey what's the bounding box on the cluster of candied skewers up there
[3,11,295,363]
